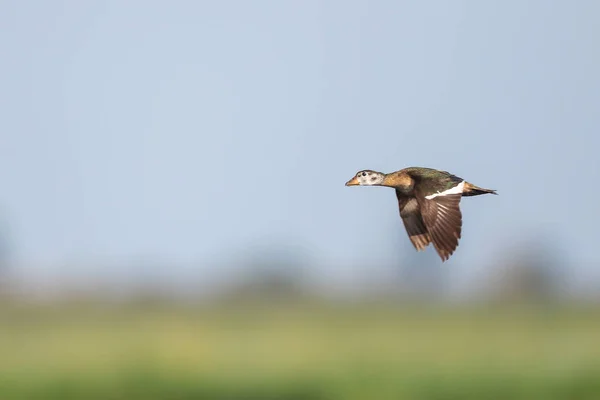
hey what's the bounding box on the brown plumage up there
[346,167,497,261]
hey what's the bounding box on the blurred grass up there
[1,300,599,399]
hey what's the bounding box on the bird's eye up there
[361,172,367,177]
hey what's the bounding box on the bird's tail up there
[462,182,498,197]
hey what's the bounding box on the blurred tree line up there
[0,218,594,307]
[212,236,572,307]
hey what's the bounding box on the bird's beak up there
[345,176,359,186]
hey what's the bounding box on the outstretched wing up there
[415,192,463,261]
[396,191,431,251]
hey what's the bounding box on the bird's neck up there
[382,173,414,190]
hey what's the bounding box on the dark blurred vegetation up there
[1,300,600,399]
[1,239,599,399]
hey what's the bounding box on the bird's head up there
[345,170,385,186]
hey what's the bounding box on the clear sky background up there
[1,1,599,293]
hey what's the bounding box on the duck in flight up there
[345,167,497,261]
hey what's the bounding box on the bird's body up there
[345,167,496,261]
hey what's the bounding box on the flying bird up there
[345,167,497,261]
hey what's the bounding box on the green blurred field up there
[1,301,599,399]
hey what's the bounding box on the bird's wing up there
[415,191,463,261]
[396,191,431,251]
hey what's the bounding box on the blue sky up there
[1,1,599,290]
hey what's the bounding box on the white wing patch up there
[425,181,465,199]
